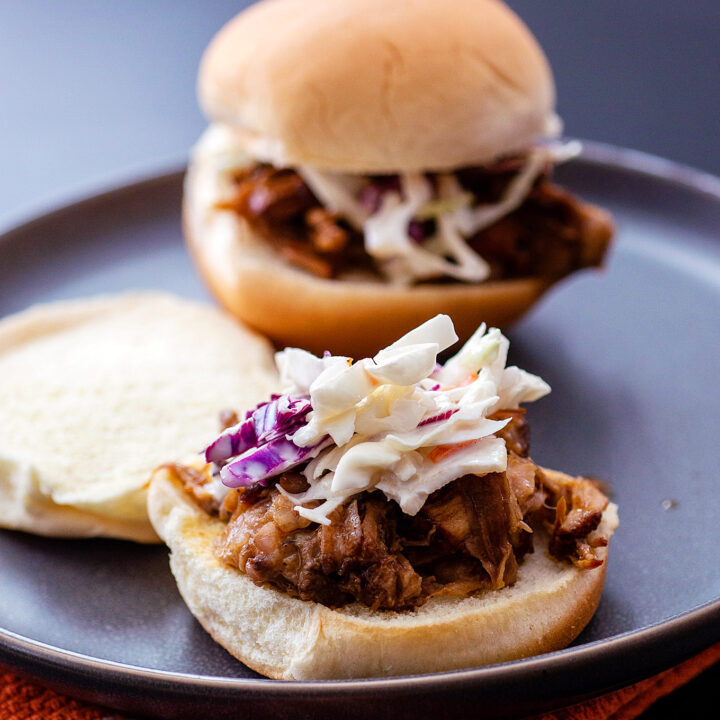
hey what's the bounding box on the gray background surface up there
[1,1,719,228]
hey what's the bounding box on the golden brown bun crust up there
[183,161,551,357]
[199,0,556,172]
[148,468,618,680]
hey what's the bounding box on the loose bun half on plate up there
[148,468,618,680]
[198,0,555,173]
[0,293,277,542]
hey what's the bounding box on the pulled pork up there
[215,165,369,279]
[215,161,613,281]
[173,410,611,611]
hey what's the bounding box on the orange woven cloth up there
[0,669,121,720]
[536,642,720,720]
[1,644,718,720]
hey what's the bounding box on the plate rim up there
[1,596,718,696]
[1,140,719,701]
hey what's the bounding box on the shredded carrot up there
[428,439,478,463]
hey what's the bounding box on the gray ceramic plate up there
[0,143,719,720]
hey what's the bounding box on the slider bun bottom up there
[148,468,618,680]
[183,165,552,357]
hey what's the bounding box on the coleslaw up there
[204,316,550,525]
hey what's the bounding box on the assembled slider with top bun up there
[148,316,617,679]
[185,0,614,356]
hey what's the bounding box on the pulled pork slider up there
[148,315,618,678]
[184,0,614,356]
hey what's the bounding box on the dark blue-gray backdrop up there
[1,1,718,227]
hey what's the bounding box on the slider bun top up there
[199,0,556,173]
[0,293,277,542]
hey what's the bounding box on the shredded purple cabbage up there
[408,219,435,242]
[205,419,257,464]
[418,408,458,427]
[219,436,328,488]
[204,394,314,486]
[358,177,401,214]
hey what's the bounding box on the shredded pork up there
[216,161,613,282]
[172,411,611,611]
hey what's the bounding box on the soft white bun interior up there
[199,0,556,172]
[148,468,618,679]
[0,293,278,542]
